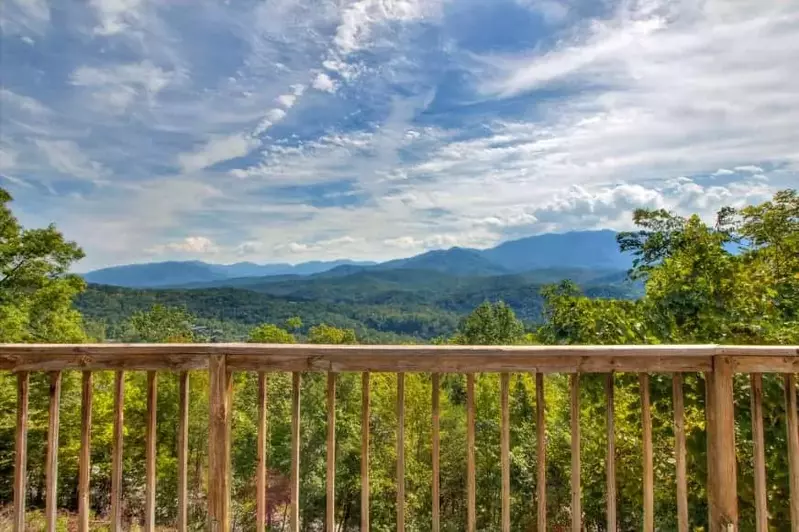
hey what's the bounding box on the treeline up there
[1,187,798,530]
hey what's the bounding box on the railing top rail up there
[1,344,797,373]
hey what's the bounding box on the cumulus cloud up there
[150,236,219,254]
[178,134,259,173]
[312,73,337,93]
[734,165,765,174]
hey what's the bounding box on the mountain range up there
[82,230,632,288]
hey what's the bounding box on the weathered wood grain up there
[750,373,767,532]
[79,371,92,532]
[641,373,653,532]
[673,373,688,532]
[501,373,510,532]
[786,374,799,529]
[326,372,337,532]
[606,373,616,532]
[256,372,267,532]
[706,357,738,530]
[13,372,28,532]
[432,373,440,532]
[361,372,370,532]
[536,372,546,532]
[145,371,157,532]
[110,371,124,532]
[209,356,232,532]
[45,372,61,532]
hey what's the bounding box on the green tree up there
[0,187,87,342]
[125,304,196,342]
[308,323,357,344]
[453,301,525,345]
[248,323,297,343]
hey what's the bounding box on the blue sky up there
[1,0,797,270]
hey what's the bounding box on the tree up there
[307,323,357,344]
[453,301,525,345]
[0,187,87,342]
[248,323,296,343]
[125,304,196,342]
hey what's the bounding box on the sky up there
[1,0,797,271]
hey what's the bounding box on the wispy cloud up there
[1,0,797,268]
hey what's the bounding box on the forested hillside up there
[1,187,798,531]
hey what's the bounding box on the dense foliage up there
[1,186,798,530]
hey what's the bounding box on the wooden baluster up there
[786,374,799,528]
[641,374,654,532]
[256,372,267,532]
[706,356,737,530]
[571,373,581,532]
[110,371,124,532]
[501,373,511,532]
[13,371,29,532]
[673,373,688,532]
[177,371,189,532]
[209,356,232,532]
[145,371,157,532]
[327,372,337,532]
[397,372,406,532]
[361,372,370,532]
[79,371,93,532]
[606,373,616,532]
[536,372,546,532]
[45,372,62,532]
[749,374,767,532]
[467,373,476,532]
[432,373,440,532]
[290,371,301,532]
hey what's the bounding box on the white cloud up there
[275,236,362,254]
[734,165,764,174]
[0,89,49,115]
[150,236,218,254]
[178,134,259,173]
[0,148,18,171]
[90,0,144,36]
[70,61,175,113]
[712,168,735,176]
[312,73,337,93]
[236,241,263,255]
[34,140,107,181]
[0,0,50,35]
[334,0,436,55]
[276,94,297,108]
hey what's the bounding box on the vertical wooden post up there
[673,373,688,532]
[256,372,267,532]
[361,372,370,532]
[785,374,799,528]
[110,371,124,532]
[571,373,581,532]
[432,373,440,532]
[145,371,157,532]
[606,373,616,532]
[466,373,476,532]
[13,371,29,532]
[706,356,737,531]
[536,372,546,532]
[209,356,232,532]
[326,372,337,532]
[177,371,190,532]
[641,373,654,532]
[750,374,767,532]
[501,373,511,532]
[45,371,62,532]
[397,372,406,532]
[79,371,93,532]
[290,371,301,532]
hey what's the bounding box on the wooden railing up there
[2,344,799,531]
